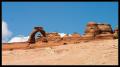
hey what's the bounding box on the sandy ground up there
[2,39,118,65]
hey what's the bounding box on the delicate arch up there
[28,27,47,44]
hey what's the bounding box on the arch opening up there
[28,27,48,44]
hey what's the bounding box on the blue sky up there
[2,2,118,41]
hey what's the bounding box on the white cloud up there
[58,33,72,37]
[68,34,72,36]
[8,35,29,43]
[2,20,12,43]
[58,33,66,37]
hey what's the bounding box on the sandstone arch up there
[28,27,47,44]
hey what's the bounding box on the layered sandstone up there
[113,27,118,39]
[82,22,114,40]
[2,22,118,50]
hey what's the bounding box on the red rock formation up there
[28,27,47,44]
[71,33,81,38]
[113,27,118,39]
[62,34,70,40]
[82,22,114,40]
[2,22,116,51]
[46,32,62,42]
[70,33,81,43]
[97,23,113,34]
[95,23,113,40]
[82,22,99,40]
